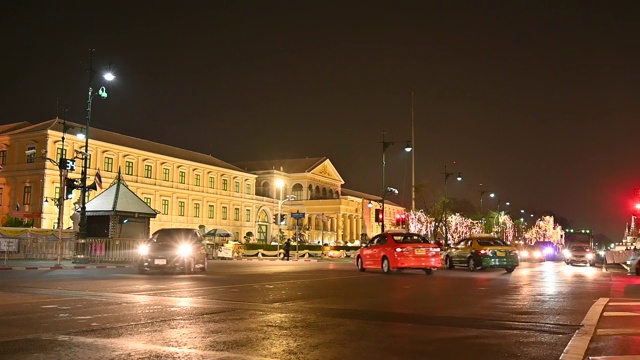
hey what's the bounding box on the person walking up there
[283,239,291,261]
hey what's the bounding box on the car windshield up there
[393,234,429,244]
[151,229,199,244]
[571,246,590,252]
[476,238,507,247]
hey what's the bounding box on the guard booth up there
[73,172,158,263]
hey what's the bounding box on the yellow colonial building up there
[0,118,406,246]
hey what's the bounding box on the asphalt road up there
[0,260,638,360]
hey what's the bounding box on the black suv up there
[137,228,209,274]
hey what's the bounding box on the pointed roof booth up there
[82,171,158,239]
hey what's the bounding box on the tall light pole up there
[411,91,415,211]
[381,131,411,232]
[275,179,295,257]
[78,49,114,241]
[443,163,462,247]
[479,190,495,215]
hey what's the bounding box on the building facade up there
[0,119,406,244]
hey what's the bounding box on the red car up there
[355,230,442,274]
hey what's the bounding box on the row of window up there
[142,197,251,221]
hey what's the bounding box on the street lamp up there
[275,179,295,257]
[381,131,411,232]
[381,187,398,232]
[479,190,495,214]
[443,163,462,247]
[78,49,114,241]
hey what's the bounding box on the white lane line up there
[49,335,277,359]
[603,312,640,316]
[596,329,640,336]
[607,302,640,306]
[589,356,640,359]
[560,297,609,360]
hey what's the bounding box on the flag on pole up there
[95,169,102,189]
[15,203,20,211]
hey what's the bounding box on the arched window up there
[292,183,303,200]
[262,181,272,198]
[308,185,313,200]
[315,186,321,198]
[322,187,327,198]
[328,189,334,199]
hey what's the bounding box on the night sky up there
[2,1,639,242]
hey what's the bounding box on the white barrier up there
[604,250,635,264]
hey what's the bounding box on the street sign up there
[291,211,305,219]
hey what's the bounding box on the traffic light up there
[273,213,279,224]
[395,214,401,226]
[375,209,383,223]
[400,213,407,226]
[280,214,287,225]
[65,178,79,199]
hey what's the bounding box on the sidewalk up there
[0,256,354,270]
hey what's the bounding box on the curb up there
[0,264,133,271]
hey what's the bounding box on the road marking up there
[596,329,640,336]
[560,297,609,360]
[589,356,640,360]
[603,312,640,316]
[607,302,640,306]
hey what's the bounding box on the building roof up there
[234,157,328,173]
[0,119,247,173]
[85,172,158,217]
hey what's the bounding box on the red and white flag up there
[95,169,103,189]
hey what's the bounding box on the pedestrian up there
[283,239,291,261]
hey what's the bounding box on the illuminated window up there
[194,203,200,218]
[208,204,215,219]
[125,161,134,175]
[245,209,251,222]
[234,208,240,221]
[222,179,228,191]
[195,174,201,186]
[208,176,215,189]
[234,181,240,193]
[222,206,228,220]
[179,171,186,184]
[0,150,6,165]
[245,183,251,195]
[163,168,170,181]
[23,185,32,205]
[178,201,185,216]
[56,147,67,163]
[144,164,152,178]
[161,199,169,215]
[143,197,151,207]
[104,157,114,172]
[26,146,36,163]
[292,184,303,200]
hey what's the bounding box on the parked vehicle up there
[444,235,519,273]
[137,228,209,274]
[562,244,595,266]
[627,251,640,275]
[355,230,441,274]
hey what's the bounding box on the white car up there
[627,252,640,275]
[563,244,595,266]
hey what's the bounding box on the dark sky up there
[2,1,639,241]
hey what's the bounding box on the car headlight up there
[586,253,594,260]
[533,250,542,258]
[177,244,192,257]
[138,244,150,256]
[520,250,529,258]
[563,249,571,258]
[543,247,554,255]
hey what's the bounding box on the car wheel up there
[445,256,454,269]
[356,256,366,272]
[505,267,515,273]
[467,257,476,272]
[424,268,433,275]
[382,257,391,274]
[200,257,208,272]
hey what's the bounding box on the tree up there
[1,215,34,228]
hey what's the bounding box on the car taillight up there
[429,247,440,252]
[478,249,492,255]
[395,248,410,253]
[509,250,518,256]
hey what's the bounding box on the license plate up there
[414,249,426,255]
[497,251,505,257]
[154,259,167,265]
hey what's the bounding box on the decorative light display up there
[523,215,564,245]
[408,210,435,238]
